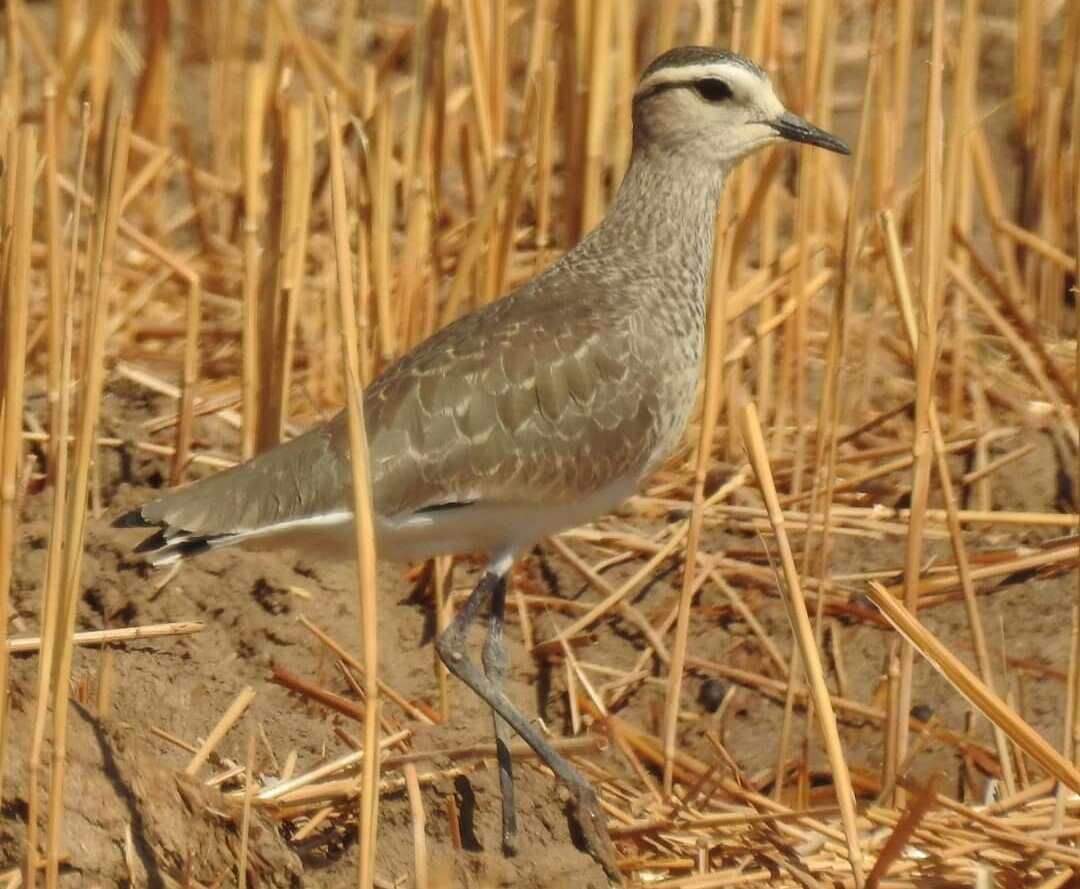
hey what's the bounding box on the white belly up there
[253,474,640,565]
[377,474,639,563]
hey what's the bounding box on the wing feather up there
[117,271,674,558]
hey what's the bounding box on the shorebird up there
[116,46,848,881]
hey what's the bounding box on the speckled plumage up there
[132,151,720,557]
[120,45,844,568]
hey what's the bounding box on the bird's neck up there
[583,148,728,285]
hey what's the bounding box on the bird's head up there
[632,46,850,169]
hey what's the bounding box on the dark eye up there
[695,78,733,102]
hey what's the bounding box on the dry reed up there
[1,3,1078,888]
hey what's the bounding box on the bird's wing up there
[365,287,663,519]
[115,277,664,557]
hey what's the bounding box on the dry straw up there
[0,124,37,810]
[663,221,731,797]
[742,402,865,887]
[326,91,382,889]
[2,3,1079,888]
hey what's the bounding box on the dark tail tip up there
[133,528,170,553]
[113,508,153,529]
[133,528,215,562]
[173,538,212,559]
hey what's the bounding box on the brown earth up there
[3,2,1078,887]
[3,378,1077,888]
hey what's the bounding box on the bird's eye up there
[695,78,733,102]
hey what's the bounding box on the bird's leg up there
[436,569,621,884]
[480,571,516,853]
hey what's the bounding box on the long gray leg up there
[436,568,620,883]
[481,572,516,853]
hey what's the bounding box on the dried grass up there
[1,2,1078,888]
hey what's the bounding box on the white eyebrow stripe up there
[635,63,762,99]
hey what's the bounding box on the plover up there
[117,45,849,881]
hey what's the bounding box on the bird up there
[116,45,849,883]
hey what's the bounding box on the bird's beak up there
[769,110,850,155]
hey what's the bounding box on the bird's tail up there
[113,416,352,565]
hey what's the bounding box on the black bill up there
[769,110,850,155]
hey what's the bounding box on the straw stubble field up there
[1,1,1078,888]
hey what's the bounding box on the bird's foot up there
[499,775,518,857]
[568,785,623,886]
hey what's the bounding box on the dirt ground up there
[2,372,1076,888]
[3,2,1079,887]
